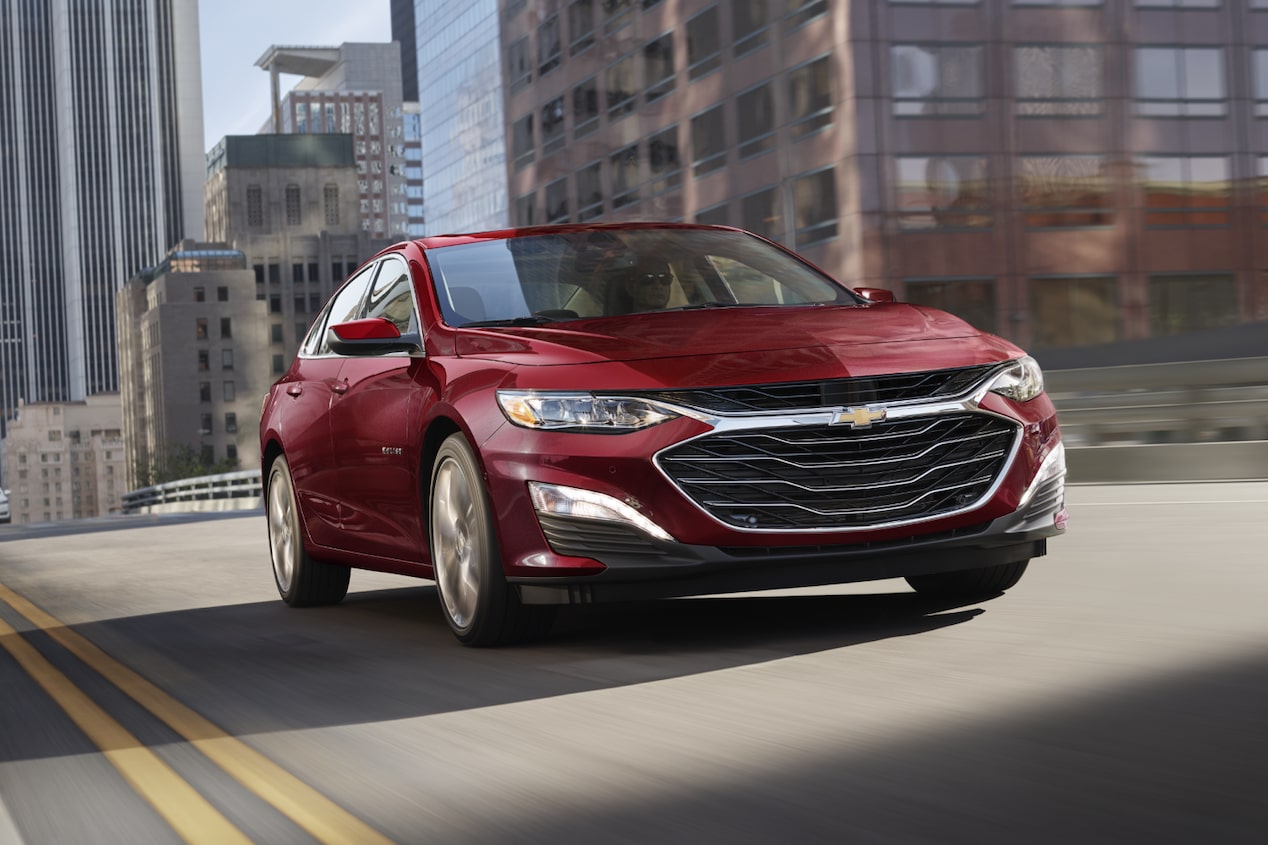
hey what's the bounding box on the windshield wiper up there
[460,315,561,328]
[660,301,768,312]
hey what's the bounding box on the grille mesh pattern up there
[629,365,998,414]
[659,414,1017,530]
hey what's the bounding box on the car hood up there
[456,303,1024,385]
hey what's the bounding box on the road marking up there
[0,582,395,845]
[0,616,251,845]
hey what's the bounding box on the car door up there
[328,254,434,564]
[282,263,378,550]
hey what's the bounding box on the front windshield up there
[424,227,859,327]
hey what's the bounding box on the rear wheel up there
[905,560,1029,597]
[430,434,554,646]
[267,455,350,606]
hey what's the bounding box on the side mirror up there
[327,318,424,357]
[855,287,896,304]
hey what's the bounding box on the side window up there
[312,262,380,355]
[362,256,418,334]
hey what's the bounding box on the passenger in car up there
[620,258,676,313]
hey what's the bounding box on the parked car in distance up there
[260,224,1067,645]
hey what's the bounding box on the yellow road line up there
[0,616,251,845]
[0,582,396,845]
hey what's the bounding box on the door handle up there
[286,385,303,397]
[330,379,349,395]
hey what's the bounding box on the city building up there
[402,102,426,237]
[117,244,265,491]
[416,0,510,233]
[255,42,410,238]
[499,0,1268,352]
[0,395,127,524]
[0,0,205,435]
[391,0,420,103]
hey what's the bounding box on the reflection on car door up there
[286,262,379,550]
[328,255,435,564]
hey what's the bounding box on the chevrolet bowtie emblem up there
[833,406,887,428]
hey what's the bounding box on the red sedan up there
[260,224,1067,645]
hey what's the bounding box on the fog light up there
[528,482,675,542]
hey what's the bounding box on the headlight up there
[497,390,679,432]
[988,356,1044,403]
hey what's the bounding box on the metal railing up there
[122,469,262,514]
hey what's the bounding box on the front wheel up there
[267,455,350,606]
[905,560,1029,597]
[429,434,554,646]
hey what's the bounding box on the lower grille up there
[658,413,1017,530]
[537,513,666,557]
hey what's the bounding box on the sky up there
[198,0,393,152]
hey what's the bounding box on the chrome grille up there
[628,365,998,414]
[658,413,1018,530]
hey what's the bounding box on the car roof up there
[409,221,742,251]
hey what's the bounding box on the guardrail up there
[122,469,262,515]
[119,356,1268,513]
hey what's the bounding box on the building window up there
[687,6,721,79]
[292,263,304,283]
[696,202,730,226]
[546,177,570,223]
[569,0,595,55]
[199,382,212,402]
[272,354,285,375]
[648,125,680,194]
[1029,276,1119,347]
[538,14,562,75]
[223,381,236,402]
[196,318,208,340]
[508,37,532,93]
[644,33,675,102]
[738,83,776,159]
[691,104,727,176]
[221,349,234,370]
[577,162,603,221]
[892,44,985,116]
[217,286,229,302]
[512,114,535,169]
[1150,274,1237,338]
[542,96,566,155]
[602,0,634,32]
[1014,45,1104,116]
[573,76,599,138]
[611,143,639,208]
[1139,156,1230,227]
[1019,156,1113,228]
[788,55,833,138]
[193,286,205,302]
[269,294,282,314]
[324,184,339,225]
[1254,50,1268,116]
[607,54,637,119]
[308,262,319,282]
[1134,47,1225,117]
[904,278,997,333]
[200,413,213,435]
[793,168,838,246]
[285,184,301,226]
[1260,157,1268,226]
[741,187,783,243]
[734,0,770,56]
[198,349,210,371]
[895,156,992,230]
[785,0,827,28]
[516,192,536,227]
[268,263,280,283]
[271,323,283,343]
[246,185,263,226]
[220,317,232,339]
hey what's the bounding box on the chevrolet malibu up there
[260,224,1067,645]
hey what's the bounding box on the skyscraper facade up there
[500,0,1268,353]
[415,0,509,234]
[0,0,205,431]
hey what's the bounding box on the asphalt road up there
[0,482,1265,844]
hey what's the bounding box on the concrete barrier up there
[1067,441,1268,484]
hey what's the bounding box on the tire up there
[429,433,554,646]
[905,560,1029,597]
[266,455,350,606]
